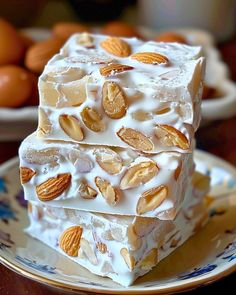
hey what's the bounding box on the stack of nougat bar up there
[19,33,210,286]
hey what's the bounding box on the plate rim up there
[0,151,236,294]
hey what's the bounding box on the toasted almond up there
[96,242,107,254]
[94,147,122,175]
[20,167,36,184]
[36,173,71,202]
[127,224,142,251]
[81,107,105,132]
[154,107,171,115]
[95,176,120,206]
[120,161,159,190]
[133,217,157,237]
[139,248,158,270]
[154,124,190,150]
[102,81,127,119]
[78,181,97,199]
[59,226,83,257]
[77,33,94,48]
[174,163,182,180]
[23,148,60,167]
[80,238,98,265]
[120,248,135,270]
[100,63,133,77]
[100,37,131,57]
[59,114,84,141]
[136,185,168,215]
[117,127,154,152]
[131,52,169,65]
[132,110,152,121]
[37,108,52,137]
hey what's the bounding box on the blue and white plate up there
[0,150,235,294]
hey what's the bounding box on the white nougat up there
[37,33,205,153]
[26,171,209,286]
[19,132,195,219]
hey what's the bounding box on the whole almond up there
[131,52,169,65]
[95,176,120,206]
[59,226,83,257]
[59,114,84,141]
[117,127,154,152]
[120,248,135,270]
[20,167,36,184]
[81,107,105,132]
[102,81,127,119]
[36,173,71,201]
[120,161,159,190]
[94,147,122,175]
[25,38,63,74]
[100,63,133,77]
[154,124,190,150]
[136,185,168,215]
[100,37,131,57]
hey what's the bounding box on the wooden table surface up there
[0,38,236,294]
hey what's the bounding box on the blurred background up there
[0,0,235,159]
[0,1,236,293]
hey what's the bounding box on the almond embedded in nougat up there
[95,147,123,175]
[36,173,71,201]
[80,238,98,265]
[117,127,154,152]
[81,107,105,132]
[59,114,84,141]
[59,226,83,257]
[102,81,128,119]
[100,37,131,57]
[136,185,168,215]
[100,63,134,77]
[76,33,94,48]
[131,52,169,65]
[139,248,158,270]
[120,248,135,270]
[37,108,52,137]
[78,181,98,199]
[20,167,36,184]
[120,161,159,190]
[154,124,190,150]
[95,176,120,206]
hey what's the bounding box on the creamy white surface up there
[38,34,204,153]
[26,181,208,286]
[19,132,195,218]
